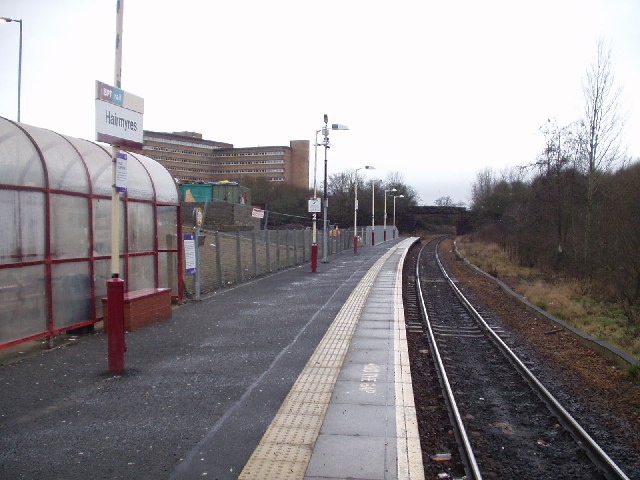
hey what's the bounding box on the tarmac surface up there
[0,237,422,480]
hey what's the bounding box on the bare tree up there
[578,40,626,267]
[327,170,355,196]
[534,119,579,258]
[385,171,406,188]
[435,196,455,206]
[471,167,495,211]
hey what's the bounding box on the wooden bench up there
[102,288,172,332]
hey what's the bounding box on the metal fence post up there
[236,230,242,283]
[265,229,271,272]
[276,229,281,269]
[215,231,222,288]
[252,230,257,278]
[195,225,201,301]
[286,230,291,266]
[302,230,307,261]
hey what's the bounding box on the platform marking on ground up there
[238,245,400,480]
[359,362,381,394]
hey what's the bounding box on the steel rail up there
[433,242,631,480]
[415,242,483,480]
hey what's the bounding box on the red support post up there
[371,231,375,246]
[311,244,318,272]
[353,235,358,254]
[107,277,126,373]
[384,230,387,242]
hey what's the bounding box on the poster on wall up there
[184,234,196,275]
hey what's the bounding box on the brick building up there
[139,130,310,191]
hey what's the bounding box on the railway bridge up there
[402,205,471,234]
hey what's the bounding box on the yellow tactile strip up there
[238,239,422,480]
[238,248,393,480]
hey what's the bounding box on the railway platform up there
[0,237,423,480]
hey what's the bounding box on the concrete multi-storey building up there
[139,130,310,191]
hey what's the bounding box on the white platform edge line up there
[395,238,425,480]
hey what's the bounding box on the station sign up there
[95,81,144,149]
[308,198,321,213]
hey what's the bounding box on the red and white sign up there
[252,208,265,219]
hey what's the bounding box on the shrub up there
[457,235,640,360]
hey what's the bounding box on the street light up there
[354,165,374,253]
[320,114,349,264]
[371,179,381,246]
[393,194,404,238]
[383,188,397,241]
[1,16,23,122]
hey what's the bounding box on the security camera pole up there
[321,114,330,263]
[310,128,322,272]
[320,115,349,263]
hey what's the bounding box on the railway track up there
[406,237,631,480]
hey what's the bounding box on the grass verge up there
[456,236,640,362]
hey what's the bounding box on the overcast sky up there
[1,0,638,204]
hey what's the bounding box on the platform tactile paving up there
[239,239,424,480]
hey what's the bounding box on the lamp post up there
[1,16,23,122]
[383,188,397,241]
[354,166,374,253]
[393,194,404,238]
[371,179,380,246]
[320,114,349,264]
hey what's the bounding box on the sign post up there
[98,0,144,374]
[193,207,203,301]
[308,198,321,272]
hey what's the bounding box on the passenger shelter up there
[0,116,183,348]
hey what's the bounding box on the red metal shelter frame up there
[0,119,183,349]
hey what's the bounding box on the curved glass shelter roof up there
[0,116,183,348]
